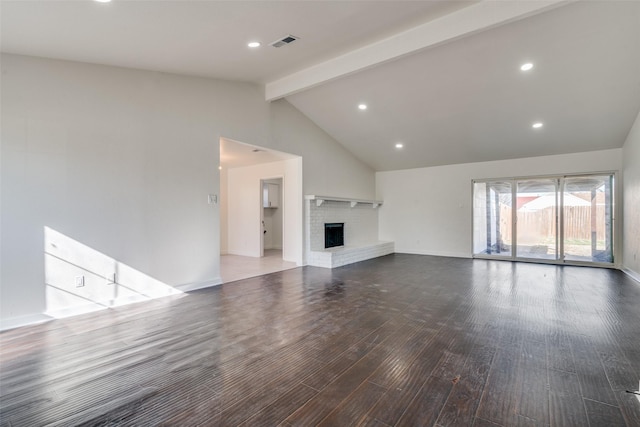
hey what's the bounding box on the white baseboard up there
[45,303,108,320]
[622,267,640,284]
[394,248,471,259]
[1,278,223,331]
[0,313,52,331]
[176,277,223,292]
[44,292,171,320]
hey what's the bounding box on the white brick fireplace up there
[304,196,394,268]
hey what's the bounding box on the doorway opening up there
[261,177,284,257]
[219,137,302,283]
[472,173,615,266]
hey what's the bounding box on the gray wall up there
[623,110,640,278]
[0,54,375,327]
[270,99,375,200]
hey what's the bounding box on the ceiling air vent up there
[270,34,299,48]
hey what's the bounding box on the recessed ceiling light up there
[532,122,543,129]
[358,104,367,110]
[395,143,404,149]
[247,42,261,48]
[520,62,534,71]
[94,0,112,3]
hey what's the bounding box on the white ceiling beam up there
[265,0,571,101]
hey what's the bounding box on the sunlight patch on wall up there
[44,226,183,318]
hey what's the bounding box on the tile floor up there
[220,249,298,283]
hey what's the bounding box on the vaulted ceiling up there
[3,1,639,171]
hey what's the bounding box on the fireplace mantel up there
[304,195,383,208]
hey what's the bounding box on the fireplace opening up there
[325,223,344,249]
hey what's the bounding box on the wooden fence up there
[499,206,606,242]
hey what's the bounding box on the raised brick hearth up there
[304,196,394,268]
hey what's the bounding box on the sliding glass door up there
[473,181,513,257]
[516,178,559,260]
[562,175,613,263]
[473,173,614,266]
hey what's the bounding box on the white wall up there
[227,160,302,263]
[377,149,623,259]
[623,111,640,278]
[219,165,229,254]
[270,99,375,200]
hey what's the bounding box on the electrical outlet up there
[75,276,85,288]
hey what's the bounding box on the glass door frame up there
[514,177,560,262]
[472,171,617,268]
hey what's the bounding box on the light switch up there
[208,194,218,204]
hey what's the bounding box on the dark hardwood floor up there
[1,254,639,426]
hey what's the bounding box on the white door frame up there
[260,176,284,257]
